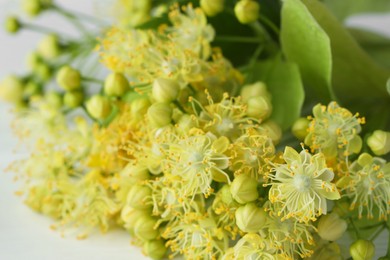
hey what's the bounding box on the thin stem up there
[51,5,93,38]
[173,100,186,113]
[349,217,361,239]
[370,224,386,241]
[259,15,280,35]
[53,5,108,26]
[22,23,70,37]
[214,35,263,44]
[82,77,103,84]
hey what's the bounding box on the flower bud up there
[350,240,375,260]
[235,203,267,233]
[317,212,347,241]
[240,82,269,103]
[134,216,159,241]
[104,72,130,96]
[230,174,259,204]
[45,91,62,108]
[37,34,61,59]
[367,130,390,156]
[152,78,180,103]
[120,163,150,184]
[22,0,42,16]
[56,66,81,91]
[147,102,172,127]
[64,91,84,108]
[200,0,225,17]
[234,0,260,24]
[259,120,282,144]
[246,95,272,120]
[219,184,235,205]
[24,81,41,97]
[176,114,196,134]
[35,63,52,81]
[86,95,112,120]
[0,75,24,103]
[292,117,310,140]
[121,207,150,234]
[5,16,21,34]
[26,52,42,70]
[143,240,167,260]
[126,184,151,210]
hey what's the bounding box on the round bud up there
[120,163,150,184]
[56,66,81,91]
[0,75,24,103]
[45,91,62,108]
[292,117,310,140]
[200,0,225,17]
[230,174,259,204]
[259,120,282,144]
[22,0,42,16]
[147,102,172,127]
[126,184,152,210]
[240,82,269,103]
[121,207,150,235]
[37,34,61,59]
[350,240,375,260]
[86,95,112,120]
[176,114,196,134]
[219,184,235,205]
[367,130,390,156]
[26,52,42,70]
[234,0,260,24]
[152,78,180,103]
[64,91,84,108]
[104,72,130,96]
[5,16,21,34]
[24,81,41,97]
[235,203,267,233]
[35,63,52,81]
[143,240,167,260]
[317,212,347,241]
[246,95,272,120]
[133,216,159,241]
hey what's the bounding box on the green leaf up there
[252,58,305,130]
[301,0,390,102]
[280,0,333,102]
[348,28,390,69]
[323,0,390,21]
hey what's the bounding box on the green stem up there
[51,5,93,38]
[173,100,186,113]
[370,224,386,241]
[259,15,280,35]
[52,5,108,26]
[82,77,103,84]
[214,35,263,44]
[349,217,361,239]
[22,23,70,37]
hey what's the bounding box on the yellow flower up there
[268,147,340,223]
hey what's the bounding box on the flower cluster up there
[2,0,390,259]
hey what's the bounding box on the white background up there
[0,1,389,259]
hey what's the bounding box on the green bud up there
[5,16,21,34]
[292,117,310,140]
[37,34,61,59]
[45,91,62,108]
[22,0,52,17]
[230,174,259,204]
[120,163,150,184]
[126,184,151,210]
[200,0,225,17]
[64,91,84,108]
[350,240,375,260]
[56,66,81,91]
[176,114,196,134]
[26,52,42,70]
[147,102,172,127]
[317,212,347,241]
[219,184,235,205]
[143,240,167,260]
[235,203,267,233]
[35,63,52,81]
[86,95,112,120]
[367,130,390,156]
[152,78,180,103]
[240,82,269,103]
[0,75,24,103]
[259,120,282,144]
[104,72,130,96]
[234,0,260,24]
[121,207,150,235]
[134,216,159,241]
[24,81,41,97]
[246,95,272,120]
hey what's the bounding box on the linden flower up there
[222,234,276,260]
[164,132,230,197]
[339,153,390,220]
[191,92,256,141]
[230,128,275,179]
[268,147,340,223]
[162,213,227,260]
[305,102,363,160]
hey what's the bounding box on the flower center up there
[293,174,312,192]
